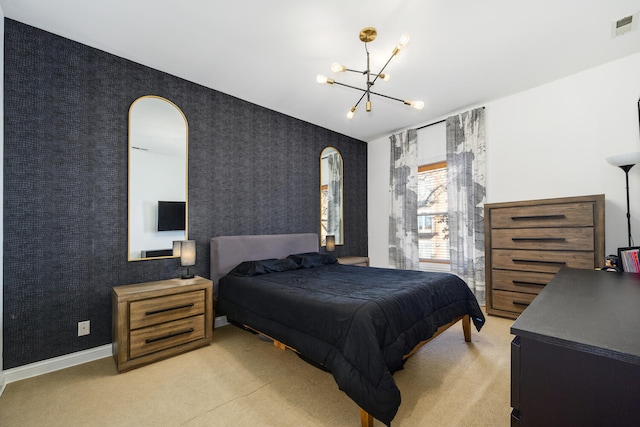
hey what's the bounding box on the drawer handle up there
[145,303,195,316]
[511,237,566,242]
[512,280,546,286]
[512,301,530,307]
[145,328,195,344]
[512,259,566,265]
[511,214,566,221]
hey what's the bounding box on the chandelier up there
[316,27,424,119]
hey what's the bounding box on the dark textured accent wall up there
[3,19,368,369]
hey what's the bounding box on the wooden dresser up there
[112,276,214,372]
[485,194,605,319]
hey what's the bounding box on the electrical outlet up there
[78,320,90,336]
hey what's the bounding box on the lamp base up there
[180,274,194,280]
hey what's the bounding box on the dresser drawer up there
[130,290,205,330]
[492,249,595,273]
[491,228,594,251]
[492,290,536,315]
[490,202,594,229]
[492,270,552,294]
[129,314,205,359]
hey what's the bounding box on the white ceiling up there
[1,0,640,142]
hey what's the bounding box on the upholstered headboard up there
[210,233,319,288]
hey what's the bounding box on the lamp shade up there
[606,152,640,168]
[179,240,196,267]
[326,235,335,252]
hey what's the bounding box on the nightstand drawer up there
[490,202,594,229]
[337,256,370,266]
[130,314,205,358]
[491,228,594,251]
[129,290,205,330]
[492,290,536,315]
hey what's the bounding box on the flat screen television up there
[157,201,186,231]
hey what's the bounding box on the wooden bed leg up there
[462,314,471,342]
[359,408,373,427]
[273,340,286,350]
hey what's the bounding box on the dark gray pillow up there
[287,252,338,268]
[228,258,300,276]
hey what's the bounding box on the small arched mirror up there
[320,147,344,247]
[128,96,188,261]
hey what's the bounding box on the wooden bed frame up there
[211,233,474,427]
[246,314,471,427]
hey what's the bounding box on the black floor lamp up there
[606,152,640,246]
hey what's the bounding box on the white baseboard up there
[0,316,230,396]
[2,344,113,388]
[0,371,6,397]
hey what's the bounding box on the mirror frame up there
[320,146,344,247]
[128,95,189,261]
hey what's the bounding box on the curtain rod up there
[416,106,485,130]
[416,119,445,130]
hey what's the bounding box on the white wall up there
[368,52,640,265]
[368,134,391,267]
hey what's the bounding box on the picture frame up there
[617,246,640,272]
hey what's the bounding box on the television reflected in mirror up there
[157,201,186,231]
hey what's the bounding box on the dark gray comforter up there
[218,263,485,425]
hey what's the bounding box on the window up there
[417,161,449,264]
[320,184,328,242]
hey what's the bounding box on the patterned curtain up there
[446,108,486,303]
[326,151,343,244]
[389,129,419,270]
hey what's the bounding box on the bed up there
[211,233,485,426]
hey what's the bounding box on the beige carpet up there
[0,311,513,426]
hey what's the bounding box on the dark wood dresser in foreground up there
[485,194,605,319]
[511,268,640,426]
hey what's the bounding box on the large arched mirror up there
[128,96,188,261]
[320,147,344,247]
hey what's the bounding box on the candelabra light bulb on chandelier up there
[397,33,410,49]
[405,100,425,110]
[316,75,334,85]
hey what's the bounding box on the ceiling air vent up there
[614,15,633,37]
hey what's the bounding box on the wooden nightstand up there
[337,256,370,266]
[112,276,213,372]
